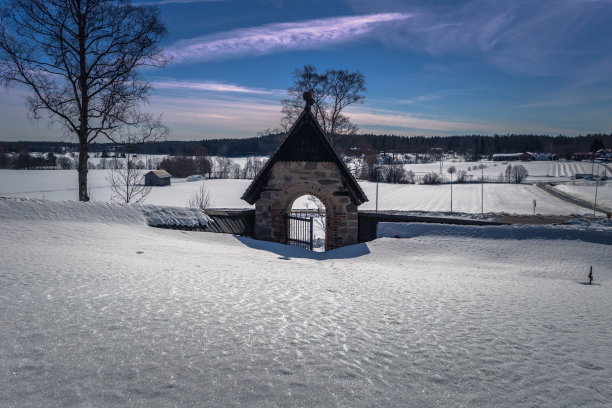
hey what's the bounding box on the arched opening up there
[288,193,327,251]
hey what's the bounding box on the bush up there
[159,156,197,178]
[187,184,211,210]
[57,156,74,169]
[405,170,415,184]
[421,172,441,184]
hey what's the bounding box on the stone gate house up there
[241,98,368,251]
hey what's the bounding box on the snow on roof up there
[147,170,171,178]
[492,153,524,157]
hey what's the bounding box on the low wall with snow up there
[0,198,211,229]
[377,222,612,245]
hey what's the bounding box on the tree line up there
[2,133,609,161]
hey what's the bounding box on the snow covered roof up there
[492,153,524,158]
[146,170,171,178]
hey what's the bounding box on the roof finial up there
[303,91,314,112]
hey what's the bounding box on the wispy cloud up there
[165,13,412,64]
[154,79,284,96]
[348,106,493,134]
[148,94,282,139]
[364,0,612,76]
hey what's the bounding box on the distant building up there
[572,152,594,161]
[492,153,531,161]
[596,149,612,160]
[144,170,171,186]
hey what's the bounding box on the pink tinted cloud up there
[154,80,284,96]
[165,13,412,63]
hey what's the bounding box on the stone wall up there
[254,161,359,250]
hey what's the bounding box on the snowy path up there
[0,199,611,407]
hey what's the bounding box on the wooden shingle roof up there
[241,106,368,205]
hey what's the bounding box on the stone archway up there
[241,93,367,250]
[254,161,358,251]
[286,189,329,250]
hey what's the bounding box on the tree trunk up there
[78,141,90,202]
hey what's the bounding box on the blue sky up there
[2,0,612,141]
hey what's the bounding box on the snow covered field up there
[0,168,605,215]
[553,182,612,211]
[0,198,610,407]
[402,159,608,182]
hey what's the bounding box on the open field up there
[1,167,610,215]
[402,159,608,182]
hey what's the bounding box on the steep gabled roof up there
[241,108,368,205]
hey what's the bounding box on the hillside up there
[0,198,610,406]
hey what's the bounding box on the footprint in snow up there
[136,251,144,254]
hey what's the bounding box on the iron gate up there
[286,211,314,250]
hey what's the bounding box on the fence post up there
[309,216,314,251]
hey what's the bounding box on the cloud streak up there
[154,79,284,96]
[377,0,612,76]
[165,13,412,64]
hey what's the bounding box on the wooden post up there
[309,216,314,251]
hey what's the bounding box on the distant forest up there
[1,133,610,159]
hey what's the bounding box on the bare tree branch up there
[280,65,366,140]
[0,0,168,201]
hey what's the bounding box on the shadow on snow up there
[234,236,371,260]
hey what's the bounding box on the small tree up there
[215,157,233,179]
[505,164,513,182]
[456,170,468,183]
[510,165,529,183]
[106,154,151,204]
[187,183,211,210]
[57,156,74,170]
[383,155,407,183]
[405,170,416,184]
[422,172,441,185]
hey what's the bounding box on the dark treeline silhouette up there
[1,133,610,159]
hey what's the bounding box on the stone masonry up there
[254,161,358,251]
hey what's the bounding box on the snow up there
[1,199,611,406]
[402,159,605,182]
[553,182,612,211]
[356,182,594,214]
[0,197,210,228]
[1,169,604,215]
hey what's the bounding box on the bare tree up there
[281,65,366,139]
[511,165,529,183]
[187,183,211,210]
[0,0,168,201]
[215,157,232,179]
[106,154,151,204]
[382,154,407,183]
